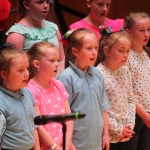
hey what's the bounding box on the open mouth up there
[90,58,95,61]
[42,11,48,15]
[23,80,27,83]
[100,13,106,16]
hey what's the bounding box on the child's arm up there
[33,128,40,150]
[102,111,109,150]
[126,70,136,130]
[35,106,62,150]
[64,100,75,150]
[136,101,150,127]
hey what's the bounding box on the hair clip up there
[99,25,123,36]
[0,42,16,50]
[60,29,76,45]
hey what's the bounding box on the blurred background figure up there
[0,0,11,47]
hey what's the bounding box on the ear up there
[86,0,91,8]
[72,47,79,57]
[125,29,132,36]
[0,71,7,81]
[23,1,30,10]
[103,46,109,56]
[33,60,40,70]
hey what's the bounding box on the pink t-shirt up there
[69,18,124,39]
[27,78,69,150]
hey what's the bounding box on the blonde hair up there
[27,41,58,79]
[96,30,130,65]
[65,28,98,68]
[0,47,26,84]
[124,11,150,29]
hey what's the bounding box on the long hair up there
[27,41,58,80]
[0,46,26,84]
[124,11,150,58]
[95,30,130,66]
[124,11,150,29]
[17,0,31,21]
[65,28,97,68]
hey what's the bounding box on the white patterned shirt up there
[126,50,150,112]
[97,63,135,143]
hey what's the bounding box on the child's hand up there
[120,125,134,141]
[55,145,62,150]
[102,134,110,150]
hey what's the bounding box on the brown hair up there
[124,11,150,58]
[27,41,58,79]
[17,0,30,21]
[95,30,130,66]
[65,28,98,68]
[124,11,150,29]
[0,47,26,84]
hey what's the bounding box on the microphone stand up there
[61,122,66,150]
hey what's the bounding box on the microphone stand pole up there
[61,122,66,150]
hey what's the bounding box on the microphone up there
[34,112,86,125]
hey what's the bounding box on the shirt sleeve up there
[126,69,136,130]
[57,80,69,102]
[57,75,73,106]
[108,114,124,139]
[26,84,41,107]
[101,77,110,111]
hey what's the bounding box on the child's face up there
[25,0,49,21]
[3,54,29,93]
[87,0,111,20]
[73,34,99,72]
[105,37,131,70]
[39,47,59,78]
[128,17,150,47]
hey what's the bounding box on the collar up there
[0,85,24,100]
[69,61,94,78]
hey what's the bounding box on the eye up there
[119,50,123,53]
[97,3,104,7]
[47,0,50,3]
[49,60,55,63]
[87,47,93,51]
[19,69,24,72]
[140,29,145,32]
[36,0,44,4]
[106,4,111,7]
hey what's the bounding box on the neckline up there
[16,20,46,29]
[83,17,108,29]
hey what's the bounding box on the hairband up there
[0,42,16,51]
[60,29,76,45]
[99,25,123,37]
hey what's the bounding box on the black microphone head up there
[34,116,46,125]
[34,112,86,125]
[77,113,86,119]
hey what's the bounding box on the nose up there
[55,60,59,67]
[44,1,49,8]
[145,30,149,37]
[24,69,29,77]
[123,52,128,58]
[92,48,98,56]
[102,5,107,11]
